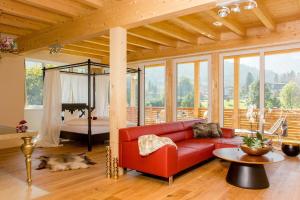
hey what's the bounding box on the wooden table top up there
[213,148,285,165]
[0,126,37,140]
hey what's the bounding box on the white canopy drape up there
[95,76,109,118]
[36,70,62,147]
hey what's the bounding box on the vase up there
[240,144,272,156]
[281,143,300,157]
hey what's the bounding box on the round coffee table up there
[213,148,284,189]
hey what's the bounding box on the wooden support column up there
[109,27,127,175]
[233,56,240,128]
[211,53,219,123]
[165,59,174,122]
[194,61,200,118]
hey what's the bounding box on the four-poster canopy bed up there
[42,59,141,151]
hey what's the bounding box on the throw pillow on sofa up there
[192,122,223,138]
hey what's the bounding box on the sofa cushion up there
[119,121,184,142]
[163,130,191,142]
[177,144,214,172]
[176,140,215,150]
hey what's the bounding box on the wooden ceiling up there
[1,0,300,61]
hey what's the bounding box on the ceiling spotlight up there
[49,44,62,54]
[231,4,241,13]
[218,6,230,18]
[244,0,257,10]
[213,21,223,27]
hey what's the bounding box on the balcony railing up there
[127,107,300,140]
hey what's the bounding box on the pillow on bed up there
[64,110,79,122]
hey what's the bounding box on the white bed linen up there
[61,118,136,135]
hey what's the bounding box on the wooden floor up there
[1,143,300,200]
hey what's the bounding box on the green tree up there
[26,67,43,105]
[181,93,194,107]
[279,81,300,109]
[246,80,280,108]
[177,77,194,107]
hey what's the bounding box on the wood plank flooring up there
[0,142,300,200]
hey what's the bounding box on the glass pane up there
[199,61,209,119]
[176,62,195,121]
[239,56,260,130]
[144,65,165,125]
[127,73,138,125]
[25,60,43,106]
[223,58,234,128]
[265,52,300,140]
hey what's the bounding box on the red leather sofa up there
[119,120,241,183]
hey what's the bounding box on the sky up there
[226,52,300,74]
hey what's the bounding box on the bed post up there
[93,73,96,109]
[137,68,141,126]
[87,59,92,151]
[42,66,46,81]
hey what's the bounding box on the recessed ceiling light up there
[213,21,223,27]
[218,6,230,18]
[244,0,257,10]
[231,4,241,13]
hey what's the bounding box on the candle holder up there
[112,157,119,179]
[105,146,111,178]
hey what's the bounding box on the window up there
[223,58,234,128]
[25,59,62,108]
[176,60,209,121]
[144,64,165,125]
[127,73,138,124]
[177,62,194,120]
[265,51,300,140]
[25,60,43,106]
[223,55,260,129]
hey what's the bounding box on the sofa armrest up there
[119,141,178,178]
[221,128,235,138]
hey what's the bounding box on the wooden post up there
[165,59,174,122]
[233,56,240,128]
[211,53,220,123]
[194,61,200,118]
[109,27,127,176]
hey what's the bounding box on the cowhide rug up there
[36,153,96,171]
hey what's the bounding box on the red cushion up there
[177,144,214,171]
[163,131,188,142]
[176,140,215,150]
[119,121,184,142]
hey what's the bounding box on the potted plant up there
[242,105,272,156]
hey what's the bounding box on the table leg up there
[226,162,269,189]
[20,137,34,185]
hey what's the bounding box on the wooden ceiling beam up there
[0,0,70,24]
[171,15,219,40]
[0,24,32,36]
[77,0,103,9]
[145,21,198,44]
[84,38,109,46]
[128,27,177,47]
[16,0,81,17]
[16,0,216,52]
[0,14,49,30]
[207,10,246,37]
[84,37,143,52]
[63,45,109,57]
[62,49,102,59]
[71,41,109,53]
[252,0,276,31]
[127,35,159,50]
[96,34,157,50]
